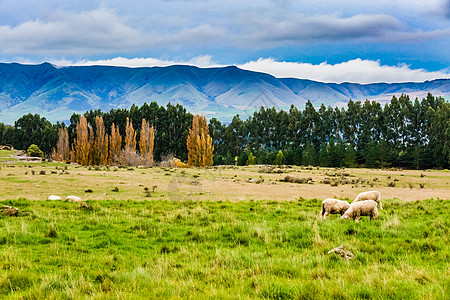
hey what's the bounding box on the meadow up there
[0,150,449,299]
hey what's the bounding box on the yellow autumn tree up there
[94,116,109,165]
[124,117,136,152]
[121,117,138,165]
[51,127,70,162]
[109,123,122,165]
[72,115,91,166]
[139,119,155,166]
[187,115,213,167]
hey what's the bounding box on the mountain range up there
[0,62,449,124]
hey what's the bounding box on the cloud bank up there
[0,7,449,56]
[54,56,450,84]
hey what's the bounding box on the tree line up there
[0,93,448,169]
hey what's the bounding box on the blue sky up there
[0,0,449,83]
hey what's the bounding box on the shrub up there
[273,150,284,166]
[27,144,44,158]
[246,152,256,165]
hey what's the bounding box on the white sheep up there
[48,195,61,200]
[66,195,82,202]
[341,200,378,222]
[320,198,350,219]
[353,190,382,209]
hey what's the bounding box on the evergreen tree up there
[342,144,357,168]
[302,143,317,166]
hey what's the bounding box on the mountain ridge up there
[0,62,449,124]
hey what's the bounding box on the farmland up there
[0,150,449,299]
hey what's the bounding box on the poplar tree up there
[124,117,136,152]
[187,115,214,167]
[51,127,70,162]
[109,123,122,165]
[72,115,91,166]
[121,117,137,165]
[95,116,109,165]
[139,119,155,166]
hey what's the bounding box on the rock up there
[78,202,93,210]
[2,207,19,216]
[327,244,354,261]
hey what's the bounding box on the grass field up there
[0,150,449,299]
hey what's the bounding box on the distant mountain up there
[0,62,449,124]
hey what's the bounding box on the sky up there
[0,0,449,83]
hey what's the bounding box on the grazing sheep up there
[320,198,350,219]
[353,190,382,209]
[341,200,378,222]
[66,195,82,202]
[48,195,61,200]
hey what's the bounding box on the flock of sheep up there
[49,191,382,222]
[320,191,382,222]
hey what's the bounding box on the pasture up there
[0,150,449,299]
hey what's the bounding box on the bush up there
[246,152,256,165]
[26,144,44,158]
[273,150,284,165]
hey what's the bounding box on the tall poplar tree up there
[121,117,138,165]
[139,119,155,166]
[51,127,70,162]
[72,115,91,166]
[95,116,109,165]
[187,115,214,167]
[109,123,122,165]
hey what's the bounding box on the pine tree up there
[187,115,214,167]
[342,144,357,168]
[139,119,155,166]
[302,143,317,166]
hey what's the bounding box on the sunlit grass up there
[0,197,448,299]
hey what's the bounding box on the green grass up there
[0,198,448,299]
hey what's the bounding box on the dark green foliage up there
[1,94,449,169]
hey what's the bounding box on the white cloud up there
[1,5,448,58]
[238,58,450,83]
[55,55,222,68]
[51,56,450,84]
[0,8,143,55]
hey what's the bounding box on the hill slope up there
[0,62,449,123]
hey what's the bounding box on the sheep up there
[341,200,378,222]
[320,198,350,219]
[66,195,82,202]
[353,190,382,209]
[48,195,61,200]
